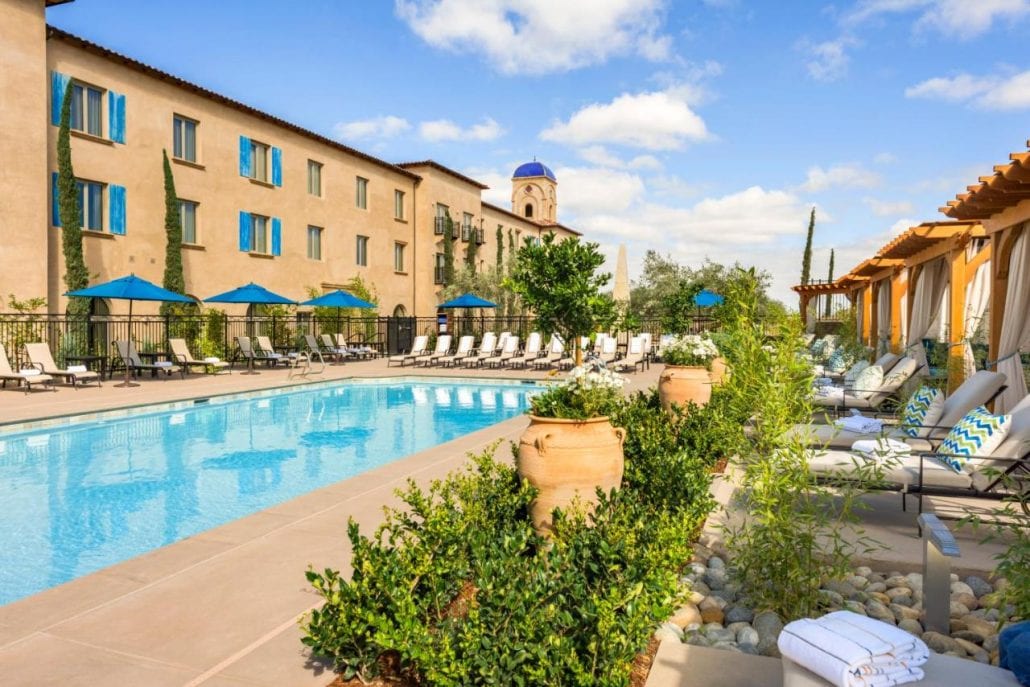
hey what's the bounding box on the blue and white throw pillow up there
[937,407,1011,473]
[810,338,828,358]
[826,348,851,374]
[900,386,940,438]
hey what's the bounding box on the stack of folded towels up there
[851,438,911,460]
[779,610,929,687]
[834,415,884,434]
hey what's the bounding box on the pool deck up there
[0,361,1014,686]
[0,360,659,686]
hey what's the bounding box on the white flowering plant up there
[661,335,720,369]
[530,361,626,420]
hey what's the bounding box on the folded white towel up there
[154,361,173,368]
[66,365,87,373]
[814,377,835,387]
[852,438,911,460]
[19,369,40,377]
[779,611,929,687]
[834,416,884,434]
[817,385,845,397]
[203,357,221,363]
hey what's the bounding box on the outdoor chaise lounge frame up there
[387,335,428,367]
[415,335,452,367]
[435,335,475,367]
[462,332,498,368]
[812,357,924,415]
[168,338,230,375]
[483,335,519,368]
[0,343,55,393]
[114,340,184,379]
[24,342,101,388]
[506,332,543,369]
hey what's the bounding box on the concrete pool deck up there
[0,361,659,686]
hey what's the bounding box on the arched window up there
[392,304,408,317]
[525,203,534,218]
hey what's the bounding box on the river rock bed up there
[655,547,1019,666]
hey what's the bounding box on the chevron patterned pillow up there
[937,406,1011,473]
[900,386,939,437]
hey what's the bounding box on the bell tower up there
[511,160,557,223]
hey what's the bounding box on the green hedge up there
[302,392,720,685]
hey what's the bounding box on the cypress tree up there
[442,212,455,284]
[824,248,835,317]
[495,224,503,270]
[800,207,815,285]
[464,222,478,270]
[160,150,186,315]
[507,229,516,317]
[57,82,90,316]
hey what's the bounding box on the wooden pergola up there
[798,222,988,384]
[941,144,1030,380]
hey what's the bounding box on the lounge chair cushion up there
[799,423,934,453]
[882,356,916,387]
[900,386,942,438]
[810,449,973,489]
[826,348,851,373]
[935,370,1008,433]
[938,407,1011,473]
[843,360,869,385]
[851,365,883,399]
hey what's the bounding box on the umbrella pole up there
[241,310,259,375]
[116,299,140,388]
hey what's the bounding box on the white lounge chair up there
[813,356,922,413]
[596,335,618,364]
[415,335,451,366]
[484,335,519,368]
[612,336,646,372]
[388,335,428,367]
[436,335,475,367]
[254,336,285,366]
[318,334,348,362]
[463,332,498,368]
[335,333,376,359]
[24,342,101,388]
[507,332,543,369]
[168,338,229,374]
[556,336,590,370]
[115,340,182,379]
[0,343,54,393]
[533,335,565,370]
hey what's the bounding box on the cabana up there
[941,143,1030,412]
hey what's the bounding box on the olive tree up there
[505,233,614,365]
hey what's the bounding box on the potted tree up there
[658,334,720,411]
[507,234,624,535]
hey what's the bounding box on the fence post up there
[223,312,229,360]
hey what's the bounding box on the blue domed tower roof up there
[512,161,556,181]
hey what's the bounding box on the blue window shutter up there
[238,211,251,251]
[108,91,126,143]
[238,136,251,177]
[271,217,282,256]
[271,147,282,187]
[109,185,126,235]
[51,172,61,227]
[50,71,70,125]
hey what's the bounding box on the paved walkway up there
[0,359,659,686]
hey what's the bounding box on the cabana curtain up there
[995,227,1030,413]
[963,258,990,378]
[905,258,948,369]
[876,281,891,355]
[856,290,864,344]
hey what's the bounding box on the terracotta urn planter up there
[710,357,729,385]
[517,415,626,536]
[658,365,712,411]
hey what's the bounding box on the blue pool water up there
[0,379,536,606]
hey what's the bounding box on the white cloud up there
[905,69,1030,109]
[333,115,410,140]
[553,166,647,215]
[801,164,882,192]
[873,152,898,165]
[845,0,1030,38]
[419,117,505,142]
[577,146,665,171]
[863,197,915,216]
[888,217,917,235]
[629,155,664,171]
[394,0,673,75]
[799,38,854,82]
[540,87,709,151]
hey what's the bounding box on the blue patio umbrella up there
[203,282,296,305]
[437,293,497,309]
[204,283,296,374]
[693,289,724,308]
[66,274,194,387]
[301,290,376,309]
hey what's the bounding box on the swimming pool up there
[0,378,537,606]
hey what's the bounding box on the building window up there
[307,225,322,260]
[394,190,405,220]
[172,115,198,163]
[434,253,445,284]
[70,83,103,137]
[461,212,474,242]
[434,203,448,234]
[524,203,534,218]
[250,214,268,253]
[307,160,322,197]
[356,235,368,266]
[394,242,406,272]
[76,180,104,231]
[179,199,198,244]
[356,176,368,209]
[250,141,269,182]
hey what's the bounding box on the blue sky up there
[48,0,1030,303]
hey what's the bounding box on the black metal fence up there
[0,312,719,372]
